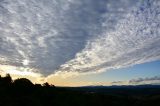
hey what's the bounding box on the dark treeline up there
[0,74,160,106]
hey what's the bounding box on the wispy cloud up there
[129,76,160,85]
[109,76,160,85]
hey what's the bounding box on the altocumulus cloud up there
[0,0,159,77]
[58,0,160,74]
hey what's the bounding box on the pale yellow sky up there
[0,64,117,86]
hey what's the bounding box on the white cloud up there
[57,0,160,74]
[1,0,109,75]
[0,0,159,77]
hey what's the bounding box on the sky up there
[0,0,160,86]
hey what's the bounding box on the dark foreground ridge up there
[0,74,160,106]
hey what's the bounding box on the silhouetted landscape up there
[0,74,160,106]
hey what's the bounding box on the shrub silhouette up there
[0,74,160,106]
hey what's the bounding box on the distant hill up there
[65,85,160,96]
[76,84,160,88]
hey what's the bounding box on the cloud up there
[0,0,139,76]
[58,0,160,74]
[0,0,108,75]
[110,76,160,85]
[111,81,126,85]
[129,76,160,85]
[0,64,44,83]
[0,0,159,77]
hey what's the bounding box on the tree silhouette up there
[43,82,50,87]
[0,73,12,87]
[13,78,33,88]
[12,78,34,95]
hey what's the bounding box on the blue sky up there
[91,60,160,82]
[56,60,160,86]
[58,61,160,85]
